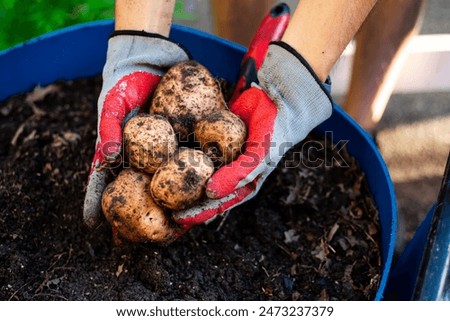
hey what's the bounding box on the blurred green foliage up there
[0,0,197,51]
[0,0,115,50]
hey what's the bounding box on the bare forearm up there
[115,0,176,36]
[282,0,377,81]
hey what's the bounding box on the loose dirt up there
[0,76,380,300]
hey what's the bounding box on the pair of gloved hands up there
[83,30,332,239]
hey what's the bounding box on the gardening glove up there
[83,31,190,228]
[173,41,333,231]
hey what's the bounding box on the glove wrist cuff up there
[108,30,192,60]
[258,41,333,144]
[111,30,169,39]
[102,31,191,86]
[270,41,332,101]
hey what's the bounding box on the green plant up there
[0,0,198,51]
[0,0,114,50]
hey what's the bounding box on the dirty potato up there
[150,61,227,141]
[151,148,215,210]
[102,168,175,243]
[123,114,177,174]
[195,109,247,165]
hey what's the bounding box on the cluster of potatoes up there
[101,61,247,243]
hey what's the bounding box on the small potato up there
[102,168,175,243]
[150,61,227,141]
[195,109,247,165]
[151,148,214,210]
[123,114,177,174]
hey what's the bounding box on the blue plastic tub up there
[386,205,435,300]
[0,20,397,300]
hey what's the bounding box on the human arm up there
[115,0,175,35]
[282,0,377,82]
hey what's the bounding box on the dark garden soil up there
[0,76,381,301]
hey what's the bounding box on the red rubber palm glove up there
[173,42,333,231]
[83,31,190,228]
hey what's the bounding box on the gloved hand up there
[173,41,333,231]
[83,31,190,228]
